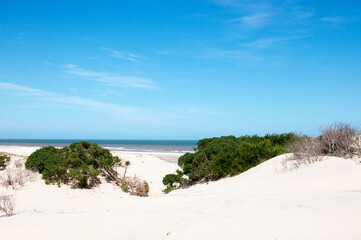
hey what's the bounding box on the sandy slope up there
[0,147,361,240]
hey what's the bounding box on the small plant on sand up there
[0,168,30,190]
[117,160,149,196]
[0,154,10,170]
[162,170,186,193]
[122,176,149,197]
[0,194,15,217]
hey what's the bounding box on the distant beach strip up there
[0,139,197,153]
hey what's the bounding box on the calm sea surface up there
[0,139,197,153]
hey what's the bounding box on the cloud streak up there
[0,82,49,96]
[216,0,315,30]
[101,47,145,63]
[245,35,311,49]
[0,82,158,123]
[227,13,273,29]
[64,64,155,89]
[0,82,223,127]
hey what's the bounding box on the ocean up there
[0,139,197,153]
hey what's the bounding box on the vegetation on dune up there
[162,170,186,193]
[163,133,296,192]
[25,142,121,188]
[0,194,15,217]
[284,122,361,169]
[0,154,10,170]
[162,122,361,192]
[25,142,149,196]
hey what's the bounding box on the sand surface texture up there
[1,147,361,240]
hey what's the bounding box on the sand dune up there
[0,147,360,239]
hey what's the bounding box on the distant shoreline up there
[0,139,197,153]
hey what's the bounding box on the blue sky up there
[0,0,360,139]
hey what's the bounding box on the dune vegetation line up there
[162,122,361,193]
[0,122,360,217]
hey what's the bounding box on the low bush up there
[25,142,121,188]
[162,170,185,192]
[122,176,149,197]
[0,194,15,217]
[283,122,361,169]
[178,134,295,183]
[163,133,296,192]
[320,122,360,156]
[0,154,10,170]
[0,168,29,190]
[286,136,323,161]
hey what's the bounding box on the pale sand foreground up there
[0,147,361,240]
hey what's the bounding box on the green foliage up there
[25,142,121,188]
[25,146,59,173]
[163,185,174,194]
[177,133,295,183]
[0,154,10,170]
[162,170,185,186]
[121,181,129,192]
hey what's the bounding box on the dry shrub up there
[321,122,360,157]
[284,136,323,170]
[14,160,23,168]
[0,194,15,217]
[0,168,31,190]
[122,176,149,197]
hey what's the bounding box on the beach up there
[0,146,361,239]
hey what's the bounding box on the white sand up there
[1,147,361,239]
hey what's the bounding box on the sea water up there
[0,139,197,153]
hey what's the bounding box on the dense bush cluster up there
[25,142,121,188]
[163,133,295,191]
[0,154,10,170]
[179,134,295,183]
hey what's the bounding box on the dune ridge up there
[0,147,360,240]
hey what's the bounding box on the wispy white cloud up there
[0,82,222,126]
[101,47,145,63]
[245,35,310,49]
[216,0,315,30]
[0,82,159,123]
[0,82,49,96]
[227,13,273,29]
[63,64,155,89]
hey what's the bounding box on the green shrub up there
[0,155,10,170]
[163,185,174,194]
[175,133,295,184]
[25,142,121,188]
[162,170,185,186]
[25,146,59,173]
